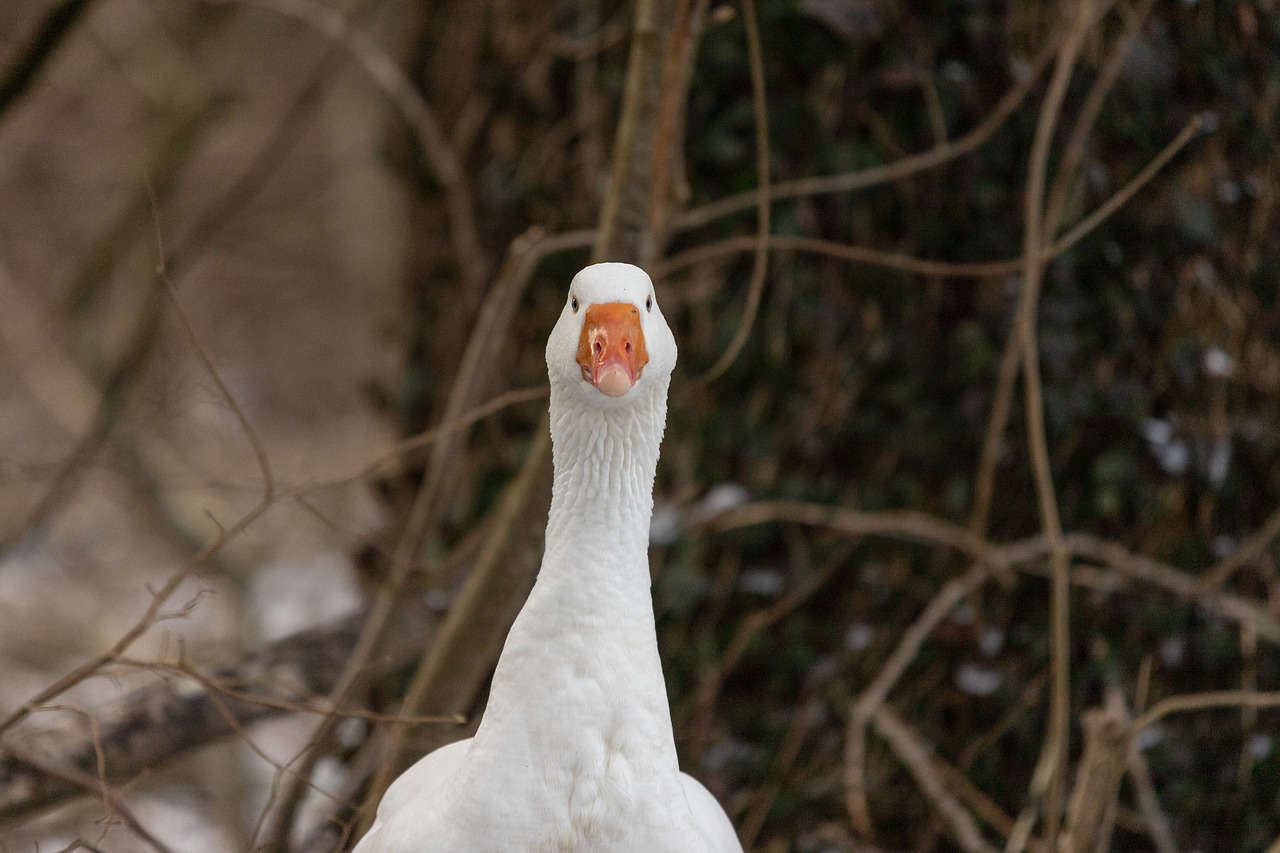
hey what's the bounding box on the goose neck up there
[543,382,667,572]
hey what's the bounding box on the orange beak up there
[576,302,649,397]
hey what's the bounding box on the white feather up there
[352,263,740,853]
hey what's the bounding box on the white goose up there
[353,263,741,853]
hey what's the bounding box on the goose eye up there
[571,296,579,313]
[645,295,653,312]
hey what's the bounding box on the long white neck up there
[544,379,667,568]
[464,376,678,778]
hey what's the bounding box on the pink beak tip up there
[594,364,635,397]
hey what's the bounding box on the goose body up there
[353,264,740,853]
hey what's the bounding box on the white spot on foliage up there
[844,623,873,652]
[955,663,1001,697]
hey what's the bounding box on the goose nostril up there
[625,341,632,354]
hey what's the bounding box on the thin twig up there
[282,385,551,498]
[1008,2,1095,845]
[972,72,1194,540]
[114,658,459,726]
[1050,114,1205,258]
[148,179,275,503]
[0,0,95,116]
[3,744,175,853]
[1196,503,1280,592]
[1124,719,1179,853]
[1130,689,1280,735]
[916,65,948,147]
[400,228,563,574]
[658,233,1030,279]
[363,419,552,825]
[706,500,989,559]
[0,201,278,739]
[1042,0,1158,235]
[0,279,165,558]
[1058,532,1280,644]
[845,567,992,838]
[660,108,1204,282]
[973,0,1156,539]
[672,32,1065,232]
[693,0,769,384]
[594,0,657,262]
[872,705,998,853]
[968,317,1023,537]
[701,499,1280,644]
[196,0,490,291]
[684,542,851,755]
[1237,621,1260,784]
[738,695,821,849]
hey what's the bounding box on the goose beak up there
[576,302,649,397]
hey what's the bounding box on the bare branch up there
[1009,1,1096,845]
[693,0,770,384]
[0,279,165,558]
[0,596,437,826]
[845,568,992,838]
[0,0,96,116]
[672,31,1065,232]
[702,500,1280,645]
[872,705,998,853]
[659,109,1205,283]
[4,742,175,853]
[1059,699,1130,853]
[195,0,490,291]
[737,695,821,850]
[1131,689,1280,735]
[1196,503,1280,593]
[364,420,552,822]
[0,188,289,740]
[594,0,661,263]
[1124,710,1179,853]
[706,499,990,560]
[149,181,275,505]
[1058,533,1280,645]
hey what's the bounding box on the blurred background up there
[0,0,1277,850]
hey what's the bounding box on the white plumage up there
[353,263,741,853]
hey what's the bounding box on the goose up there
[353,263,741,853]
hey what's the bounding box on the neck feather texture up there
[543,380,667,567]
[465,376,677,782]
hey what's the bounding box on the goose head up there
[546,263,677,404]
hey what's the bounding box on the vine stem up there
[1005,0,1095,848]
